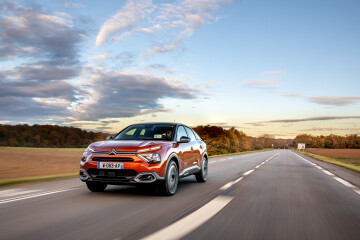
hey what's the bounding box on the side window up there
[125,128,136,136]
[185,127,197,142]
[176,126,188,142]
[193,130,201,140]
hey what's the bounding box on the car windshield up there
[114,124,175,141]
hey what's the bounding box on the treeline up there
[1,124,358,153]
[0,124,108,147]
[293,134,360,149]
[193,125,291,155]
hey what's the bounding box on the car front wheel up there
[195,156,208,183]
[161,160,179,196]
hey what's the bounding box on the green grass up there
[0,173,78,188]
[294,150,360,173]
[209,149,272,158]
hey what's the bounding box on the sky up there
[0,0,359,138]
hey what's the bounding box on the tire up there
[195,156,208,183]
[86,182,107,192]
[160,160,179,196]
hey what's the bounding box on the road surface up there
[1,150,360,240]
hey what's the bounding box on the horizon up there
[1,0,359,138]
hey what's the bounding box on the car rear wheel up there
[161,160,179,196]
[86,182,107,192]
[195,156,208,183]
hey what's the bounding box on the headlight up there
[81,147,94,163]
[137,153,161,164]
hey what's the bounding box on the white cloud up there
[260,70,285,78]
[242,79,280,88]
[142,42,179,55]
[95,0,154,48]
[308,96,360,106]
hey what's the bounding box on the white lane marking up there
[243,169,254,176]
[0,189,42,198]
[219,182,234,191]
[141,195,233,240]
[333,177,357,189]
[0,188,76,204]
[218,152,279,191]
[233,177,243,184]
[219,177,244,191]
[322,170,334,176]
[294,152,360,196]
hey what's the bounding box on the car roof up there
[130,122,189,127]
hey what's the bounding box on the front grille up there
[92,157,133,162]
[87,169,138,182]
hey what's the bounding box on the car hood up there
[89,140,171,152]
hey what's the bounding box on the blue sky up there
[0,0,359,138]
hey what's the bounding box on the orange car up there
[80,123,208,195]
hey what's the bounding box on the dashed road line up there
[142,152,280,239]
[243,169,254,176]
[140,195,233,240]
[294,152,360,196]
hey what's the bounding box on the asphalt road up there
[1,150,360,240]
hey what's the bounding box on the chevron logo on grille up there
[108,148,117,155]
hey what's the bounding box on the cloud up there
[0,2,84,62]
[307,96,360,106]
[208,123,239,129]
[0,1,84,121]
[300,127,360,132]
[144,64,177,73]
[246,116,360,125]
[260,71,285,78]
[100,120,120,124]
[96,0,231,54]
[95,0,154,48]
[64,1,85,9]
[241,79,280,88]
[0,96,71,120]
[142,42,180,55]
[281,92,302,97]
[74,71,198,121]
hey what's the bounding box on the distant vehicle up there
[79,123,208,195]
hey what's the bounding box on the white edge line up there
[140,195,233,240]
[295,152,360,196]
[322,170,334,176]
[333,177,357,189]
[0,188,75,204]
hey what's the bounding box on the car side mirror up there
[179,136,191,143]
[106,136,114,140]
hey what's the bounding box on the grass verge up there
[294,150,360,173]
[0,173,78,188]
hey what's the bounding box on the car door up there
[185,126,201,166]
[175,125,193,172]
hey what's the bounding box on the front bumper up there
[79,168,164,184]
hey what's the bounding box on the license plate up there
[97,162,124,169]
